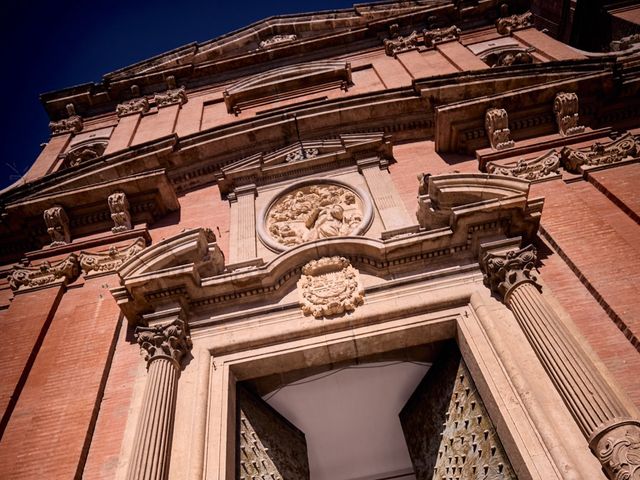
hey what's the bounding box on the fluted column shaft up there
[126,320,192,480]
[481,245,640,480]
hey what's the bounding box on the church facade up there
[1,2,640,479]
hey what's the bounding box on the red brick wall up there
[0,276,121,479]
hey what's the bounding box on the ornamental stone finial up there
[135,320,192,369]
[480,244,540,302]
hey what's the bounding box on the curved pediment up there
[223,60,352,114]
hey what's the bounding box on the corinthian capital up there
[590,419,640,480]
[135,320,192,369]
[480,244,540,302]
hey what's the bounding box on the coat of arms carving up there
[297,256,364,318]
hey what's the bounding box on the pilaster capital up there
[480,244,540,302]
[135,319,193,369]
[116,97,150,117]
[154,87,187,108]
[9,253,80,292]
[589,419,640,480]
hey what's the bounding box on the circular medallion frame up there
[258,178,374,252]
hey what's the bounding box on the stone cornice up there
[9,253,80,292]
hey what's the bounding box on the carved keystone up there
[554,92,585,136]
[485,108,515,150]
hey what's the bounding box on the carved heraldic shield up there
[297,256,364,318]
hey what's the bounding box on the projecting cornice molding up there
[112,173,542,325]
[216,132,392,195]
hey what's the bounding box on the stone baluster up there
[480,243,640,480]
[126,315,192,480]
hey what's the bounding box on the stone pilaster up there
[480,243,640,480]
[228,184,257,264]
[126,314,192,480]
[358,158,413,231]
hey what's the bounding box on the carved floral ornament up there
[260,181,371,251]
[554,92,585,136]
[480,244,540,302]
[590,420,640,480]
[496,11,533,35]
[9,254,80,291]
[135,319,192,368]
[485,108,514,150]
[259,34,298,49]
[297,256,364,318]
[486,150,561,181]
[79,238,146,275]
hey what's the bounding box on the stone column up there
[228,184,257,264]
[126,317,192,480]
[480,243,640,480]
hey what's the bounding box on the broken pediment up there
[222,61,352,114]
[217,132,392,194]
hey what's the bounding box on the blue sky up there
[0,0,357,190]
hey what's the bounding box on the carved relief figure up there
[266,184,363,247]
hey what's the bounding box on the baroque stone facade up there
[1,2,640,480]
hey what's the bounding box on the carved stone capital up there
[259,34,297,49]
[135,319,192,369]
[297,256,364,318]
[116,97,150,117]
[44,205,71,246]
[9,254,80,291]
[79,237,146,275]
[496,11,533,35]
[423,25,460,48]
[486,149,560,181]
[554,92,585,136]
[154,87,187,108]
[561,133,639,173]
[480,245,540,302]
[49,115,83,135]
[590,419,640,480]
[485,108,515,150]
[108,191,132,233]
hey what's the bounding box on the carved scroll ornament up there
[384,25,460,56]
[554,92,585,136]
[561,133,639,173]
[259,34,297,49]
[384,30,421,56]
[9,254,80,291]
[487,150,560,181]
[116,97,150,117]
[49,116,83,135]
[79,238,146,275]
[591,420,640,480]
[265,184,364,248]
[44,205,71,246]
[496,11,533,35]
[154,87,187,108]
[297,256,364,318]
[423,25,461,48]
[485,108,515,150]
[135,320,192,368]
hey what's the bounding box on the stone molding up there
[108,191,133,233]
[496,11,533,35]
[485,108,515,150]
[9,253,80,291]
[554,92,585,136]
[259,34,297,49]
[44,205,71,246]
[297,256,364,318]
[116,97,150,117]
[480,244,540,302]
[561,133,639,173]
[154,87,187,108]
[135,319,192,369]
[486,149,561,181]
[79,237,146,276]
